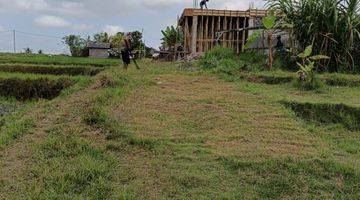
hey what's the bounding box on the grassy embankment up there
[0,54,359,199]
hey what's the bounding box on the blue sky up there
[0,0,265,54]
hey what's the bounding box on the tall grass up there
[270,0,360,73]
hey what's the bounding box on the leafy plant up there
[161,26,184,50]
[270,0,360,72]
[62,35,89,57]
[93,32,111,43]
[295,45,329,90]
[245,11,288,70]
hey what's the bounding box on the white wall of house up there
[89,49,109,58]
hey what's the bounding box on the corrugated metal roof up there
[88,42,111,49]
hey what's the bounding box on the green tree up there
[62,35,88,57]
[93,32,110,43]
[110,32,125,49]
[161,26,184,50]
[245,11,285,70]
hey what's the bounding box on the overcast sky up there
[0,0,265,54]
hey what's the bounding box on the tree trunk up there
[267,32,273,70]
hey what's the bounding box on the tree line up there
[62,31,150,58]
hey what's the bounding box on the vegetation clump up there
[294,45,328,90]
[282,101,360,130]
[0,64,102,76]
[0,77,74,100]
[270,0,360,73]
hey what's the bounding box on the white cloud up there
[52,1,91,18]
[34,15,71,28]
[141,0,182,10]
[72,24,94,31]
[15,0,48,10]
[103,25,124,35]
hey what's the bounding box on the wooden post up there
[224,16,228,47]
[191,16,198,55]
[236,17,240,53]
[205,16,209,52]
[211,16,215,50]
[184,17,189,53]
[241,17,246,52]
[218,16,221,46]
[199,15,204,52]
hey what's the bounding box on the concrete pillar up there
[191,16,198,55]
[248,17,255,36]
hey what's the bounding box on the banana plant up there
[161,26,184,50]
[297,45,329,83]
[245,11,289,70]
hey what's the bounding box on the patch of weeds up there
[282,101,360,131]
[219,157,360,199]
[171,173,209,190]
[0,77,75,100]
[151,112,167,121]
[0,64,102,76]
[84,105,108,126]
[129,136,157,150]
[182,119,200,133]
[29,133,115,199]
[293,73,325,91]
[178,62,199,72]
[0,117,35,149]
[321,73,360,87]
[85,104,156,150]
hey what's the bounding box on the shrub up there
[0,78,74,100]
[198,46,236,69]
[293,72,325,90]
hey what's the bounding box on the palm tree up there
[93,32,110,43]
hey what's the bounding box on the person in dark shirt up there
[275,35,285,53]
[120,33,132,70]
[200,0,209,9]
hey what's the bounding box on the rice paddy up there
[0,54,358,199]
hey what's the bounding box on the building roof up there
[179,8,268,25]
[88,42,110,49]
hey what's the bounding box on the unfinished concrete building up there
[178,8,268,55]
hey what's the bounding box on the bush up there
[293,73,324,91]
[0,78,74,100]
[198,46,236,69]
[282,101,360,131]
[0,65,102,76]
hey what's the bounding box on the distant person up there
[200,0,209,9]
[275,35,285,53]
[120,33,132,70]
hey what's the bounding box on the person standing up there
[200,0,209,9]
[120,33,132,70]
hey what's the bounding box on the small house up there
[88,42,110,58]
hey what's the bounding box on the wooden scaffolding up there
[178,8,268,55]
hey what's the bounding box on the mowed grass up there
[0,58,359,199]
[0,53,119,67]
